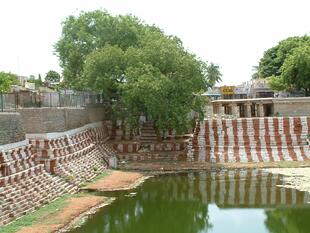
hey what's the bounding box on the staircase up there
[0,166,77,226]
[191,117,310,162]
[54,147,108,186]
[0,124,116,226]
[140,121,157,144]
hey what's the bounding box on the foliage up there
[45,70,61,82]
[265,208,310,233]
[0,71,18,93]
[83,44,126,100]
[206,63,222,87]
[251,66,260,79]
[257,35,310,95]
[55,11,145,89]
[267,75,287,92]
[281,44,310,96]
[258,35,310,78]
[28,74,44,88]
[55,10,209,133]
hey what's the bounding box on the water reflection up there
[70,171,310,233]
[265,208,310,233]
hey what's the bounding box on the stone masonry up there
[190,116,310,162]
[16,105,105,134]
[0,121,117,226]
[0,113,25,145]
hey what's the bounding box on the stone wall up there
[28,122,113,175]
[17,105,105,134]
[0,143,78,225]
[0,121,116,226]
[0,113,25,145]
[190,117,310,162]
[273,98,310,116]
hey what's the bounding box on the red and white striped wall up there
[190,117,310,162]
[0,164,44,187]
[169,170,310,206]
[0,145,38,177]
[28,125,111,173]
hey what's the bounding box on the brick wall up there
[0,113,25,145]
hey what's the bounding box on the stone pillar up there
[230,103,239,117]
[245,103,252,118]
[218,103,224,116]
[258,103,264,117]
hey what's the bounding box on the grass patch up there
[0,193,91,233]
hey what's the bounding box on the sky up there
[0,0,309,85]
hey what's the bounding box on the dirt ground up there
[15,196,107,233]
[12,170,146,233]
[84,170,146,191]
[119,160,310,171]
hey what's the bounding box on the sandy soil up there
[264,167,310,195]
[119,160,310,171]
[84,170,146,191]
[16,196,107,233]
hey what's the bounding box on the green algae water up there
[70,170,310,233]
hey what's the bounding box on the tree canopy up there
[0,72,18,93]
[281,44,310,95]
[55,10,210,133]
[28,74,44,88]
[45,70,61,82]
[256,35,310,95]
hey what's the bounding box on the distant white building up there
[17,76,28,85]
[24,82,35,90]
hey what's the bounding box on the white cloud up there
[0,0,309,84]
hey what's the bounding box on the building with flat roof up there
[212,97,310,118]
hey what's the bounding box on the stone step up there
[0,169,78,226]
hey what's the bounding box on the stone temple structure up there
[212,97,310,118]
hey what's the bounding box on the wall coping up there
[203,116,310,121]
[0,140,28,151]
[0,112,21,116]
[212,97,310,104]
[26,121,103,140]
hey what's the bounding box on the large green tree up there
[257,35,310,95]
[55,11,145,89]
[281,44,310,95]
[56,10,209,134]
[45,70,61,82]
[258,35,309,78]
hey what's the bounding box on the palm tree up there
[207,63,222,87]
